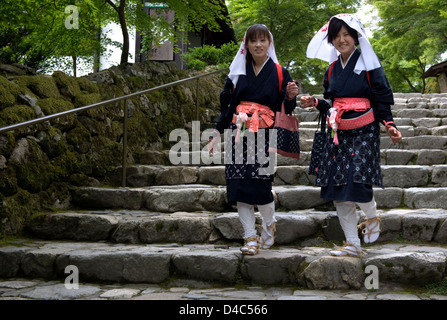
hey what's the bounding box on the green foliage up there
[0,0,228,74]
[139,0,230,61]
[182,42,239,70]
[368,0,447,93]
[0,0,107,75]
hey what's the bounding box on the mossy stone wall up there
[0,61,225,237]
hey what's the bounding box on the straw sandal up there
[240,237,259,255]
[330,242,364,258]
[358,215,381,244]
[260,222,276,249]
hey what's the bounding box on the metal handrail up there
[0,67,227,186]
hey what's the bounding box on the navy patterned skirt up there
[316,121,383,203]
[225,123,274,205]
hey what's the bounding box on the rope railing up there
[0,67,227,187]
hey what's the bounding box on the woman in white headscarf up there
[301,14,401,257]
[208,24,299,255]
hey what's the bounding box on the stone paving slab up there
[24,208,447,245]
[70,185,447,212]
[2,277,447,300]
[1,240,447,291]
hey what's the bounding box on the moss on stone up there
[0,76,20,109]
[77,77,100,94]
[0,105,35,127]
[0,188,41,236]
[73,92,102,108]
[37,97,74,114]
[49,150,82,181]
[52,71,81,99]
[0,168,18,196]
[36,126,68,159]
[0,61,225,238]
[65,124,92,154]
[11,138,52,193]
[36,98,77,131]
[88,135,122,177]
[14,75,61,99]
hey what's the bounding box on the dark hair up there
[245,24,272,43]
[327,18,359,46]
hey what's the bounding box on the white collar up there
[306,14,381,74]
[340,49,356,69]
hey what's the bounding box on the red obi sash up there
[232,101,275,142]
[327,98,375,144]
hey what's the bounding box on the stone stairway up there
[1,93,447,292]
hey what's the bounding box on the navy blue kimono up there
[315,49,396,203]
[215,57,296,205]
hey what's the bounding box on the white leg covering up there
[357,198,381,243]
[330,201,364,257]
[258,201,276,249]
[334,201,361,248]
[356,198,377,219]
[258,201,276,229]
[237,202,257,239]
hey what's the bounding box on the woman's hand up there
[286,81,299,100]
[300,95,315,108]
[207,130,221,154]
[387,126,402,144]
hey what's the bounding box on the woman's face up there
[332,25,356,59]
[246,33,270,62]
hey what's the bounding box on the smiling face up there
[333,25,357,60]
[246,34,270,62]
[244,24,272,65]
[327,18,359,63]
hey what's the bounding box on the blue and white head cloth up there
[306,14,381,74]
[228,25,278,87]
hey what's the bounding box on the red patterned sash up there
[327,98,374,144]
[232,101,275,132]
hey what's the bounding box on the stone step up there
[71,185,447,212]
[135,148,446,167]
[295,136,447,152]
[298,126,416,139]
[300,117,446,131]
[24,208,447,245]
[299,124,447,139]
[298,93,447,108]
[107,164,447,188]
[380,135,447,150]
[1,238,447,290]
[296,106,447,122]
[164,135,447,159]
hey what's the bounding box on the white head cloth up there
[228,25,279,87]
[306,14,381,74]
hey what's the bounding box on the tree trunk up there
[106,0,129,65]
[72,56,77,77]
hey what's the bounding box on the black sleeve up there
[215,78,235,134]
[369,67,396,128]
[281,67,297,114]
[374,101,397,128]
[219,78,233,111]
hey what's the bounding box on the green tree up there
[105,0,229,65]
[0,0,109,76]
[0,0,229,75]
[181,42,239,70]
[226,0,361,93]
[368,0,447,93]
